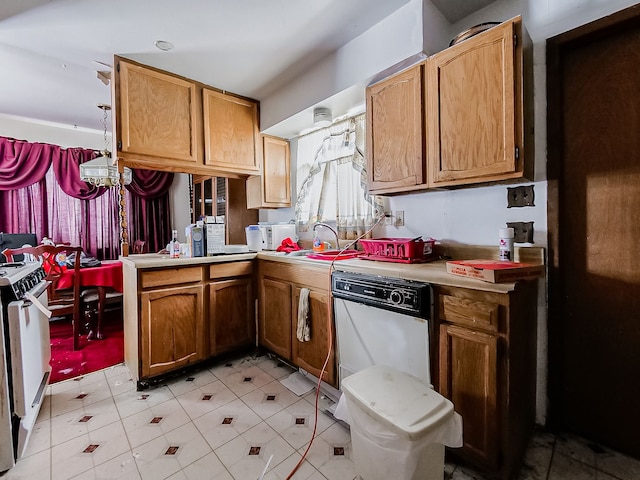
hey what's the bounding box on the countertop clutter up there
[120,245,545,294]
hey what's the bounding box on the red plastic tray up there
[359,237,435,264]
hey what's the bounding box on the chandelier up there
[80,104,132,187]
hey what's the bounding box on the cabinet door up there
[209,278,254,355]
[259,277,292,360]
[140,284,205,379]
[439,323,498,468]
[247,135,291,209]
[427,19,521,186]
[203,89,260,175]
[116,58,200,166]
[366,63,426,194]
[291,287,336,387]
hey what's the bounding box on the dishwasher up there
[332,271,434,389]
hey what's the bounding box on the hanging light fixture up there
[80,104,132,187]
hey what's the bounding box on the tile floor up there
[2,353,640,480]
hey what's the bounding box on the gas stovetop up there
[0,262,46,299]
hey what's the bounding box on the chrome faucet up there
[313,222,339,249]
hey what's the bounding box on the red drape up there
[0,137,54,190]
[0,136,174,259]
[54,148,107,200]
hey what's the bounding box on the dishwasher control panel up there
[331,271,431,318]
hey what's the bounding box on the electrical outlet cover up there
[507,185,535,208]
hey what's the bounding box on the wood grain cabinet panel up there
[115,58,200,166]
[140,284,205,379]
[427,17,527,186]
[435,282,537,479]
[366,63,426,194]
[209,278,254,356]
[259,277,292,360]
[257,260,337,387]
[247,135,291,209]
[365,16,531,194]
[439,323,499,468]
[291,286,335,386]
[203,89,260,175]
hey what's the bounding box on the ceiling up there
[0,0,494,137]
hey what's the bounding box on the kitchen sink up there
[305,250,362,261]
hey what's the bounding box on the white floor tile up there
[255,357,297,380]
[3,450,51,480]
[113,385,175,419]
[215,422,295,480]
[176,379,237,420]
[266,399,335,450]
[240,379,300,420]
[165,369,218,398]
[219,366,276,397]
[50,376,114,418]
[121,398,191,449]
[195,398,262,450]
[51,421,130,480]
[50,397,120,447]
[4,352,631,480]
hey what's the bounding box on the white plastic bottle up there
[499,228,514,261]
[170,229,181,258]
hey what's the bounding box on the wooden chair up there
[132,239,147,254]
[2,244,84,350]
[81,287,123,340]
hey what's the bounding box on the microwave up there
[259,224,297,250]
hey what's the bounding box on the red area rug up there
[49,313,124,384]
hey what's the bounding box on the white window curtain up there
[295,113,383,239]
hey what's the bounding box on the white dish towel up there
[297,287,311,342]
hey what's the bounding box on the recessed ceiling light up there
[154,40,173,52]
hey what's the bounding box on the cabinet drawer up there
[141,266,203,289]
[440,294,499,332]
[209,261,253,280]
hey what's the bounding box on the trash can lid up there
[341,365,455,440]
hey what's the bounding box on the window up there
[295,113,383,239]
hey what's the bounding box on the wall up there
[0,114,103,149]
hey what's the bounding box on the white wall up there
[169,173,192,242]
[0,114,103,149]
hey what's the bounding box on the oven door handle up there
[21,280,49,305]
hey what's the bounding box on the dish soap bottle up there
[170,229,181,258]
[312,231,325,252]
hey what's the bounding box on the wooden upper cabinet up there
[427,17,528,186]
[366,63,426,194]
[203,89,261,175]
[247,135,291,209]
[115,57,201,168]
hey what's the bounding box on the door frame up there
[546,4,640,429]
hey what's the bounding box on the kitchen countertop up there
[119,250,543,294]
[120,252,257,269]
[256,251,535,294]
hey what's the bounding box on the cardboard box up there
[446,259,544,283]
[205,223,225,255]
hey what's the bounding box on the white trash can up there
[341,365,463,480]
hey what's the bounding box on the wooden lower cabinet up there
[259,277,292,359]
[439,323,498,467]
[258,260,336,387]
[291,286,334,385]
[123,260,256,385]
[208,277,254,355]
[435,283,537,479]
[140,284,205,379]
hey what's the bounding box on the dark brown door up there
[547,8,640,458]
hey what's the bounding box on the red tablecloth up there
[57,260,123,292]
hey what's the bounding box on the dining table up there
[56,260,123,340]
